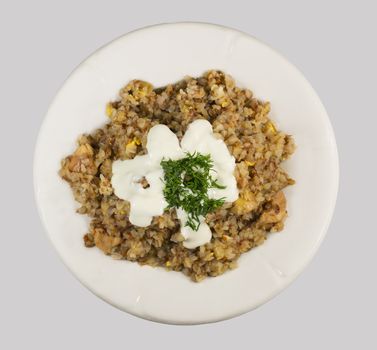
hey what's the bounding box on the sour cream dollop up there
[111,119,238,249]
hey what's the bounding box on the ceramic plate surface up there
[34,23,338,324]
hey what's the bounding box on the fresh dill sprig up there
[160,152,226,231]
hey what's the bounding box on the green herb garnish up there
[160,152,226,231]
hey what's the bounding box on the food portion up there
[60,70,295,281]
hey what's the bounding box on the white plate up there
[34,23,338,324]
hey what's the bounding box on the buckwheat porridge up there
[59,70,295,282]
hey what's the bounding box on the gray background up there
[1,0,376,349]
